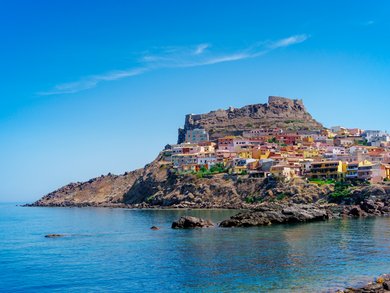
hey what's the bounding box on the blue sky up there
[1,0,389,202]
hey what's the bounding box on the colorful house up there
[238,150,253,159]
[346,162,359,180]
[218,136,235,152]
[381,164,390,181]
[270,164,296,180]
[252,147,270,160]
[357,160,374,181]
[309,161,346,179]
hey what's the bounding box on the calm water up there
[0,203,389,292]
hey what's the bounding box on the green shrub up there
[329,181,351,200]
[309,178,336,185]
[209,163,226,174]
[245,196,255,204]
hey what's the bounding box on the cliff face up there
[123,165,334,208]
[178,96,323,143]
[32,152,334,208]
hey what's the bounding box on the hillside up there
[31,153,335,208]
[29,96,342,208]
[32,169,142,207]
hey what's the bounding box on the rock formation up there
[219,203,335,227]
[178,96,323,143]
[171,216,214,229]
[338,274,390,293]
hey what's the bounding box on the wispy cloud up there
[363,20,375,26]
[194,43,210,55]
[268,34,309,49]
[38,68,148,95]
[39,34,309,95]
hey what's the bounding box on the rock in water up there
[340,274,390,292]
[171,216,214,229]
[150,226,160,230]
[44,234,65,238]
[219,203,333,228]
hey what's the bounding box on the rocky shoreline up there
[25,195,390,218]
[163,200,389,229]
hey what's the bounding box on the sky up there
[1,0,389,202]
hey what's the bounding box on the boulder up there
[383,281,390,290]
[348,206,367,217]
[361,199,377,213]
[171,216,214,229]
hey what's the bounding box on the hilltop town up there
[31,96,390,208]
[166,122,390,184]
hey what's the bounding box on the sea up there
[0,202,389,292]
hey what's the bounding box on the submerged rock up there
[150,226,160,230]
[171,216,214,229]
[44,234,65,238]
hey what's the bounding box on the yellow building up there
[303,149,319,159]
[309,161,347,179]
[302,136,314,144]
[233,165,247,174]
[238,150,252,159]
[252,149,270,160]
[382,164,390,180]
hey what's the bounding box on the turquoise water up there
[0,203,389,292]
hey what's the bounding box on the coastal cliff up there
[30,147,390,210]
[31,95,320,208]
[30,95,390,210]
[32,152,336,208]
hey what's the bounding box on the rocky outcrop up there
[338,274,390,293]
[124,168,335,208]
[219,203,335,227]
[344,198,390,217]
[178,96,323,143]
[343,184,390,205]
[172,216,214,229]
[218,195,390,228]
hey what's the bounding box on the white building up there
[363,130,388,143]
